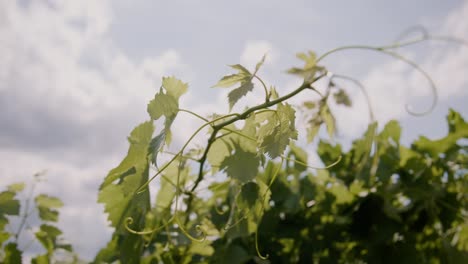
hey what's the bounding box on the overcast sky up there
[1,0,467,260]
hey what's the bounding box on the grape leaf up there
[220,144,259,183]
[239,182,260,208]
[98,121,153,231]
[35,194,63,222]
[162,76,188,100]
[147,92,178,120]
[333,89,352,107]
[287,51,324,83]
[413,109,468,157]
[258,103,298,158]
[321,104,335,138]
[0,191,20,217]
[7,183,25,192]
[255,54,267,73]
[228,81,254,110]
[4,243,22,264]
[148,131,166,167]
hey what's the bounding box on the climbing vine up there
[1,28,467,263]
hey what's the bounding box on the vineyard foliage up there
[1,32,468,263]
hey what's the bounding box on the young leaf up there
[227,81,254,110]
[258,103,298,158]
[321,104,335,139]
[35,195,63,222]
[254,54,267,73]
[147,92,178,120]
[162,76,188,100]
[333,89,352,107]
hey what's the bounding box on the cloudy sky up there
[1,0,467,260]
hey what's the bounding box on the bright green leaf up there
[162,76,188,100]
[228,81,254,110]
[147,92,178,120]
[258,103,298,158]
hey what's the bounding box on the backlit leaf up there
[162,76,188,100]
[228,81,254,110]
[258,103,298,158]
[147,92,178,120]
[220,144,259,183]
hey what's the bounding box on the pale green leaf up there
[35,195,63,222]
[7,183,25,192]
[147,92,178,120]
[228,81,254,110]
[162,76,188,100]
[255,54,267,73]
[213,74,249,88]
[258,103,298,158]
[230,64,251,75]
[98,122,153,233]
[321,105,335,138]
[35,194,63,208]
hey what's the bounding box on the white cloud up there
[0,0,190,261]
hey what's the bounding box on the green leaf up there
[148,131,166,167]
[303,101,316,109]
[162,76,188,100]
[306,119,322,143]
[35,194,63,222]
[228,81,254,110]
[287,51,323,83]
[98,121,153,232]
[32,254,49,264]
[147,92,178,120]
[333,89,352,107]
[0,191,20,217]
[321,104,335,138]
[155,162,189,214]
[239,182,260,208]
[220,144,259,183]
[4,243,22,264]
[254,54,267,73]
[213,74,249,88]
[329,183,354,204]
[7,183,25,192]
[258,103,298,158]
[413,110,468,157]
[35,224,62,253]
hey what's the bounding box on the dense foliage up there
[1,31,467,263]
